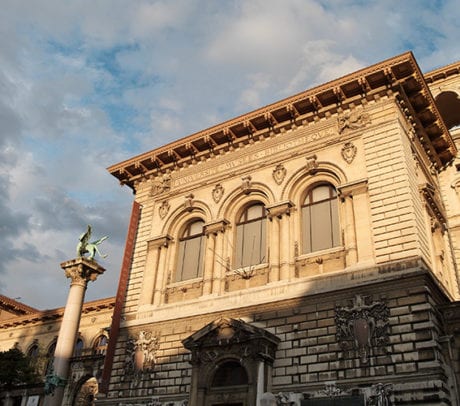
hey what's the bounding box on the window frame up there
[234,203,267,269]
[175,219,206,282]
[301,183,340,255]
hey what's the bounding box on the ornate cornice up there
[108,52,456,189]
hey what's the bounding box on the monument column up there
[44,257,105,406]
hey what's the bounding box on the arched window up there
[176,219,205,281]
[302,184,340,254]
[27,343,40,370]
[211,361,248,387]
[93,335,108,355]
[45,341,57,375]
[74,338,84,357]
[435,91,460,130]
[235,203,266,268]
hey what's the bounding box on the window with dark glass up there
[235,203,266,268]
[27,344,39,369]
[176,220,205,281]
[301,184,340,254]
[211,361,248,387]
[74,338,83,357]
[45,341,56,375]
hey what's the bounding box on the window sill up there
[296,246,345,262]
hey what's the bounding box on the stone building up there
[0,295,114,405]
[1,51,460,406]
[99,52,460,405]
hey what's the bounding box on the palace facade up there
[2,51,460,405]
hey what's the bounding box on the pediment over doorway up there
[182,317,280,365]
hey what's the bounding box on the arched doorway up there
[183,318,280,406]
[73,376,98,406]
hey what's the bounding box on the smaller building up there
[0,295,114,406]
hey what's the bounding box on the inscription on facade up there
[172,126,337,187]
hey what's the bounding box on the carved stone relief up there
[305,155,318,175]
[335,294,390,363]
[184,193,194,211]
[158,201,170,219]
[241,175,252,194]
[123,330,159,385]
[212,183,224,203]
[338,109,371,134]
[341,142,357,164]
[273,164,287,184]
[151,172,172,196]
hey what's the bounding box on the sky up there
[0,0,459,310]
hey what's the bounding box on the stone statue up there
[76,225,108,260]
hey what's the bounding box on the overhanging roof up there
[108,52,457,190]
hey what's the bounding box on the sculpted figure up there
[76,225,108,260]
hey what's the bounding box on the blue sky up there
[1,0,459,309]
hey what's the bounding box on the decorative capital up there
[60,257,105,285]
[266,201,294,219]
[204,219,229,236]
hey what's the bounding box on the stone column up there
[44,257,105,406]
[139,236,170,308]
[267,202,293,282]
[204,220,229,296]
[152,236,172,307]
[339,180,370,266]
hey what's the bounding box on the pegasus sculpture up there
[76,225,108,260]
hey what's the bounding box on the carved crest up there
[272,164,287,184]
[335,294,390,363]
[341,141,357,164]
[158,201,170,219]
[212,183,224,203]
[124,331,159,376]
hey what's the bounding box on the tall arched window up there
[45,341,57,376]
[302,184,340,254]
[93,335,108,355]
[74,338,84,357]
[176,219,205,281]
[235,203,266,268]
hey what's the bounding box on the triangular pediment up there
[182,317,279,350]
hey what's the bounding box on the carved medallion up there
[272,164,287,184]
[158,201,170,219]
[335,294,390,363]
[341,141,357,164]
[212,183,224,203]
